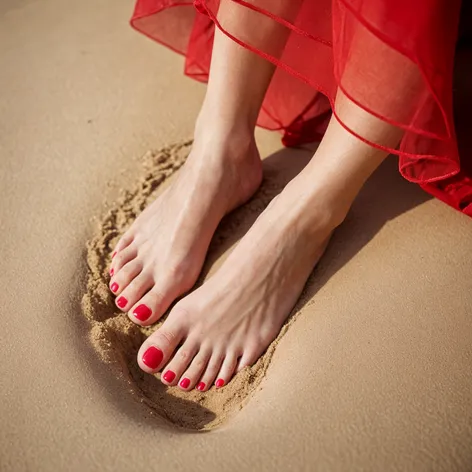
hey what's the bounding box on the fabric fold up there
[131,0,471,216]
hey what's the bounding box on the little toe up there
[236,345,263,373]
[178,350,211,391]
[109,260,142,296]
[214,354,239,389]
[195,352,224,392]
[160,342,199,387]
[110,244,138,274]
[137,321,185,374]
[112,232,134,257]
[115,273,153,312]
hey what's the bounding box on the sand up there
[2,0,472,471]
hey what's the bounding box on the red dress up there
[130,0,472,217]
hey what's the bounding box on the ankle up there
[193,119,257,164]
[283,173,351,233]
[195,104,255,147]
[189,120,262,209]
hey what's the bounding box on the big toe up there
[137,319,185,374]
[128,287,173,326]
[128,274,191,326]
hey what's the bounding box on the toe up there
[236,344,264,373]
[137,320,185,374]
[160,342,199,387]
[115,273,153,312]
[128,285,177,326]
[178,350,211,391]
[109,260,143,296]
[214,354,239,389]
[112,232,134,257]
[195,351,224,392]
[110,244,137,275]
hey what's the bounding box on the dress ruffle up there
[131,0,472,216]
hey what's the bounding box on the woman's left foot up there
[137,170,345,391]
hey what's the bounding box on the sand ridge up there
[81,140,314,430]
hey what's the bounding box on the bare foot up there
[108,131,262,324]
[136,170,341,391]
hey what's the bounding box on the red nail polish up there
[133,304,152,321]
[116,296,127,308]
[112,251,117,259]
[215,379,225,388]
[163,370,176,383]
[180,378,190,389]
[196,382,206,391]
[110,282,119,293]
[142,346,163,369]
[109,268,114,276]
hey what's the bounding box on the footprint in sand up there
[81,140,317,430]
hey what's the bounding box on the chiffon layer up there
[131,0,472,216]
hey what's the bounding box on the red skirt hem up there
[130,0,472,216]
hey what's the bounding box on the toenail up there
[112,251,117,259]
[142,346,163,370]
[110,282,119,293]
[179,378,190,389]
[196,382,206,391]
[133,304,152,321]
[215,379,225,388]
[117,296,127,308]
[163,370,176,383]
[109,268,114,276]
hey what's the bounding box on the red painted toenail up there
[133,304,152,321]
[110,282,119,293]
[215,379,225,388]
[196,382,206,391]
[142,346,163,370]
[180,378,190,389]
[163,370,176,383]
[109,268,114,276]
[112,251,117,259]
[116,296,127,308]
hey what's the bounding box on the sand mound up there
[81,140,314,430]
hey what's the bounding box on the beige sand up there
[2,0,472,470]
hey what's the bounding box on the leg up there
[138,92,403,391]
[109,12,283,323]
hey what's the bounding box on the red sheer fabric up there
[131,0,472,216]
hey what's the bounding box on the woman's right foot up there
[109,128,262,325]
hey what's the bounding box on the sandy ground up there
[2,0,472,471]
